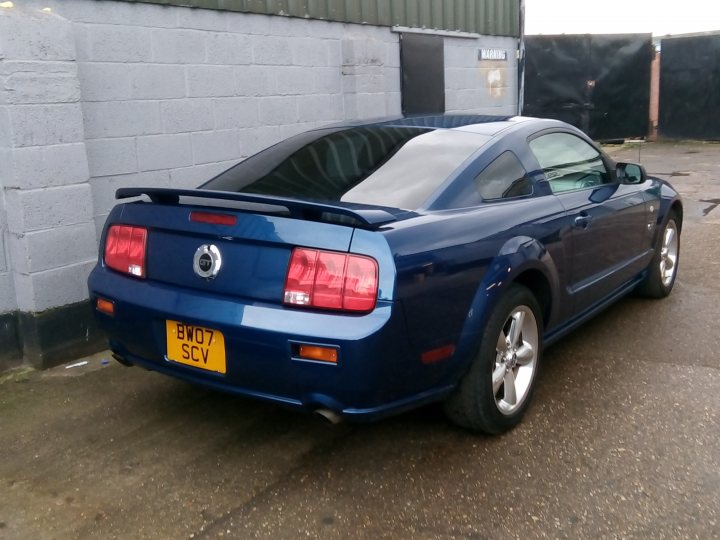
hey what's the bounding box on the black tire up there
[637,211,681,299]
[444,284,543,434]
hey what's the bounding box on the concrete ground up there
[1,141,719,539]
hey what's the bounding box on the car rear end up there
[88,195,416,419]
[88,121,501,419]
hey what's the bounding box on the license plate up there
[165,321,226,374]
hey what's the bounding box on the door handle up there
[574,213,592,229]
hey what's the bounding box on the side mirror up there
[616,162,647,184]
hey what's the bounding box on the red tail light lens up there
[284,248,378,313]
[190,211,237,226]
[104,225,148,278]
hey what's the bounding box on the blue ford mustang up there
[88,115,682,434]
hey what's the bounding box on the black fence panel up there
[524,34,653,140]
[659,35,720,140]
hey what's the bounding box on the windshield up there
[202,126,490,210]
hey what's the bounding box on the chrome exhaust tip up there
[314,408,342,425]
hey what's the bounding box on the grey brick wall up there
[0,6,97,314]
[0,173,15,315]
[445,36,519,115]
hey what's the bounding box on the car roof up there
[326,114,565,138]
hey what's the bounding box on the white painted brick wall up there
[8,222,97,274]
[85,138,138,177]
[161,99,213,133]
[207,33,252,65]
[5,143,90,190]
[0,272,15,314]
[137,134,193,171]
[214,98,259,129]
[1,6,96,315]
[87,25,153,63]
[151,29,207,64]
[14,260,96,312]
[5,184,94,234]
[83,101,162,139]
[9,103,85,147]
[444,36,519,115]
[187,65,237,97]
[258,96,298,125]
[130,65,186,99]
[191,130,240,165]
[77,63,132,101]
[0,8,76,61]
[1,61,81,105]
[0,185,15,313]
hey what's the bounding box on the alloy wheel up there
[492,306,539,415]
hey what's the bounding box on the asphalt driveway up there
[1,141,719,539]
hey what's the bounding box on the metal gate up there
[523,34,653,140]
[659,34,720,140]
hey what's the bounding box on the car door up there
[528,131,647,315]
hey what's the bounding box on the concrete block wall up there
[0,7,97,315]
[23,0,403,238]
[445,35,519,115]
[0,171,14,315]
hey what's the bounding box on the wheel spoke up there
[492,365,506,395]
[496,331,508,353]
[503,370,517,405]
[516,343,534,366]
[664,227,675,248]
[508,311,525,347]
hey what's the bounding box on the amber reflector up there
[96,298,115,315]
[421,345,455,364]
[298,345,338,363]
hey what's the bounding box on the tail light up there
[284,248,378,313]
[190,211,237,226]
[104,225,148,278]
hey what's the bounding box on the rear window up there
[202,126,489,210]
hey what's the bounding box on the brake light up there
[190,211,237,226]
[104,225,148,278]
[284,248,378,313]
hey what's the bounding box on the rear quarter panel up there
[382,194,568,389]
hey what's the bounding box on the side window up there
[529,133,611,193]
[474,151,531,201]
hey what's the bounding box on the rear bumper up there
[88,267,450,420]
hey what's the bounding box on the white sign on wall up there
[479,48,508,61]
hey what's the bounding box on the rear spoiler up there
[115,187,398,228]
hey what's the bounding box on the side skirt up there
[543,274,645,347]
